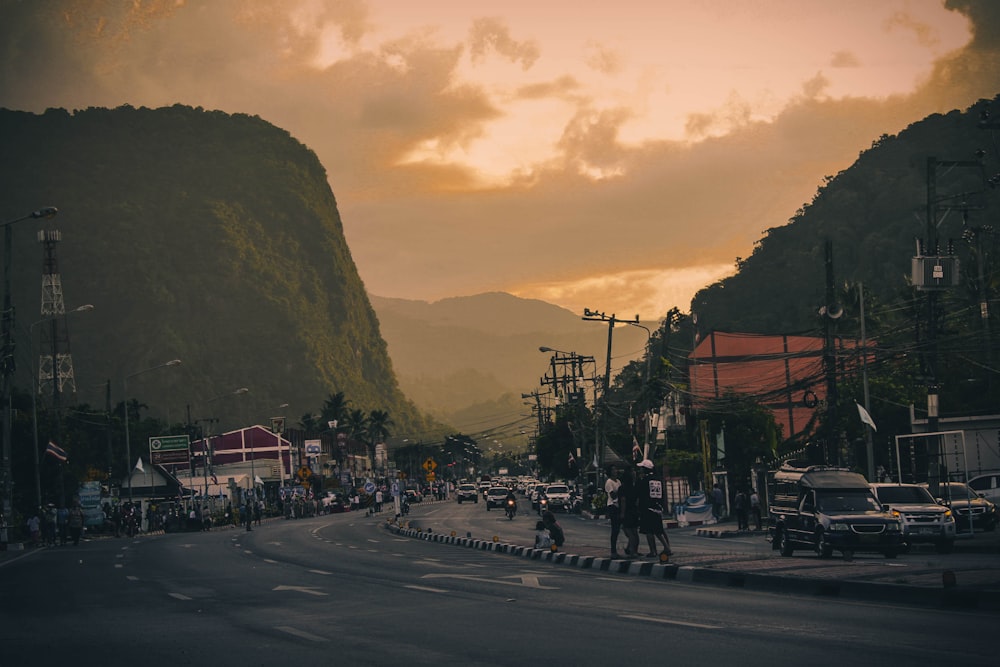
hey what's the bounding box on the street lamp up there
[1,206,57,520]
[30,304,94,509]
[197,387,249,495]
[123,359,181,503]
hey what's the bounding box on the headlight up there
[889,509,901,519]
[886,521,902,533]
[829,523,850,532]
[943,510,953,520]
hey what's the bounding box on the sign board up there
[391,482,400,497]
[305,440,321,456]
[149,435,190,464]
[426,471,436,482]
[270,416,285,434]
[363,481,376,494]
[422,457,437,472]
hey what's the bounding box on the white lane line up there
[114,564,123,569]
[126,576,139,581]
[404,585,450,594]
[169,593,192,601]
[275,626,328,642]
[263,559,278,564]
[620,614,721,630]
[309,569,332,575]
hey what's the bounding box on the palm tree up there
[366,409,394,475]
[321,392,350,431]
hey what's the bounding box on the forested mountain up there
[0,104,437,437]
[691,95,1000,337]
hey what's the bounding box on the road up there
[0,501,994,666]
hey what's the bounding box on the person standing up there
[620,465,641,558]
[750,489,762,531]
[244,500,253,531]
[67,503,84,546]
[711,482,725,521]
[734,487,749,532]
[636,460,672,558]
[605,465,623,558]
[56,504,69,546]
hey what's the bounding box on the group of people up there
[24,502,85,547]
[605,460,673,559]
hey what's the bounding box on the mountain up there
[691,95,1000,336]
[0,104,437,438]
[369,292,651,442]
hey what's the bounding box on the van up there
[767,461,903,559]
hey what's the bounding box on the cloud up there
[467,17,539,70]
[829,51,860,68]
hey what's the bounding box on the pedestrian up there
[711,482,725,521]
[636,460,672,558]
[534,520,552,550]
[43,504,58,546]
[375,489,384,513]
[734,487,749,531]
[620,465,641,558]
[244,501,253,531]
[750,489,762,531]
[56,503,69,545]
[67,503,84,546]
[541,510,564,550]
[605,465,623,558]
[254,500,262,526]
[26,511,41,546]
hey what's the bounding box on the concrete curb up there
[383,521,999,612]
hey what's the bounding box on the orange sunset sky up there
[2,0,999,319]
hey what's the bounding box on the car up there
[456,483,479,503]
[870,483,956,553]
[767,461,904,559]
[968,473,1000,504]
[541,484,571,512]
[322,492,349,514]
[404,489,422,504]
[921,481,998,533]
[484,486,511,510]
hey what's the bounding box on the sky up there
[2,0,999,320]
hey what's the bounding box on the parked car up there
[968,473,1000,504]
[921,481,998,533]
[767,461,904,559]
[870,483,956,553]
[404,489,422,504]
[322,492,349,513]
[485,486,511,510]
[456,483,479,503]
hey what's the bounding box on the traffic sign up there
[149,435,190,464]
[364,481,375,494]
[426,471,436,482]
[422,457,437,472]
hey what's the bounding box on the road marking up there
[169,593,192,601]
[275,626,328,642]
[126,576,139,581]
[177,544,195,548]
[116,554,123,558]
[422,573,557,590]
[404,584,450,594]
[367,539,380,543]
[309,569,332,575]
[263,559,278,564]
[620,613,721,630]
[273,585,328,597]
[244,550,253,554]
[114,564,123,569]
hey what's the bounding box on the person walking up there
[605,465,623,558]
[244,500,253,531]
[636,460,672,558]
[711,482,725,521]
[56,504,69,546]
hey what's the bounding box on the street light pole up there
[123,359,181,503]
[1,206,57,521]
[30,304,94,509]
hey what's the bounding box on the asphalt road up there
[1,502,995,666]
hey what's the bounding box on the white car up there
[542,484,571,512]
[968,473,1000,504]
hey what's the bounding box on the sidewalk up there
[385,517,1000,612]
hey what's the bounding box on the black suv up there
[768,461,904,559]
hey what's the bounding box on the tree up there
[365,409,394,475]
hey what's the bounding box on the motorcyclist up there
[504,488,518,514]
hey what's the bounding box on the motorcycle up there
[505,498,517,520]
[537,496,548,515]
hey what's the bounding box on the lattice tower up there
[37,229,76,401]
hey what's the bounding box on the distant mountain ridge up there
[370,292,651,437]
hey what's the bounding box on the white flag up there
[856,402,877,432]
[134,458,145,472]
[254,475,264,486]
